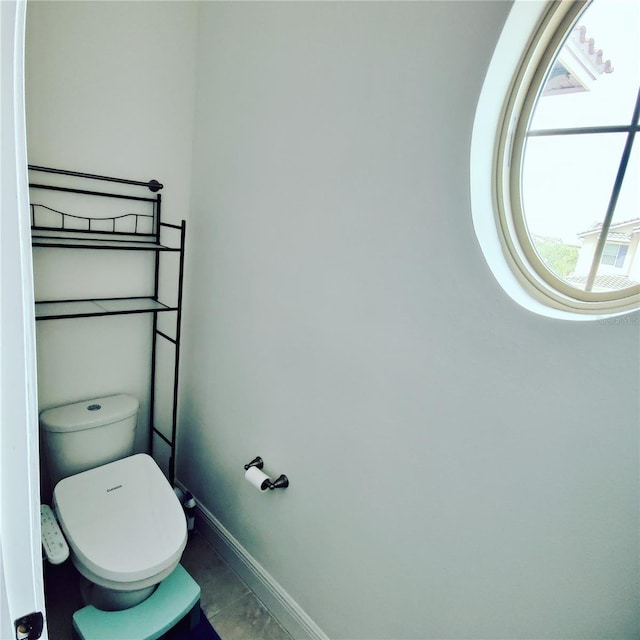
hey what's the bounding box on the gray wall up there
[25,1,640,637]
[179,2,639,638]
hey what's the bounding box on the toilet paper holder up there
[243,456,289,489]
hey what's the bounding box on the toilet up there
[40,394,187,611]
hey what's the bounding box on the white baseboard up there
[193,500,329,640]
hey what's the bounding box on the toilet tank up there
[40,394,139,488]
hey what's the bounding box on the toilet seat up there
[53,454,187,590]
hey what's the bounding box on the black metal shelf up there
[29,165,185,484]
[35,297,177,321]
[32,235,180,252]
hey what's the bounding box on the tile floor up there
[43,530,293,640]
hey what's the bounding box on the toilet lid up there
[53,454,187,585]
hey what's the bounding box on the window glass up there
[611,140,639,226]
[521,133,626,242]
[518,0,640,299]
[529,0,639,130]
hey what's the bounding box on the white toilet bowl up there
[53,453,187,611]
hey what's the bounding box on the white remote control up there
[40,504,69,564]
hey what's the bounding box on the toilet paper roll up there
[245,466,271,491]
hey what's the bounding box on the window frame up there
[494,0,640,315]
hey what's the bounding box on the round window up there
[496,0,640,315]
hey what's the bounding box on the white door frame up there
[0,0,47,638]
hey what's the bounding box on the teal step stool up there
[72,564,200,640]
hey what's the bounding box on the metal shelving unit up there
[29,165,185,483]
